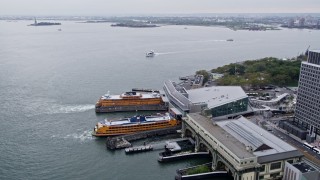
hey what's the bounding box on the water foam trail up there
[53,104,95,114]
[155,39,228,56]
[156,50,189,55]
[65,130,94,141]
[188,39,228,43]
[44,103,95,115]
[25,102,95,117]
[157,47,220,56]
[52,130,94,142]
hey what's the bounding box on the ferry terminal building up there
[163,80,303,180]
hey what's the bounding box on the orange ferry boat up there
[95,91,168,113]
[92,113,180,136]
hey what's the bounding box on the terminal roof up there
[187,86,247,108]
[217,116,300,160]
[188,113,254,159]
[188,113,302,162]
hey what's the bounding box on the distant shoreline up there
[110,23,159,28]
[3,15,319,31]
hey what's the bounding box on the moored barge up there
[95,91,168,113]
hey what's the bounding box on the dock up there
[175,163,230,180]
[106,126,181,150]
[158,151,210,162]
[125,145,153,154]
[157,138,210,162]
[106,137,131,149]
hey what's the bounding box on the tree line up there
[198,55,306,88]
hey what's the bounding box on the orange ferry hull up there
[93,119,180,137]
[95,91,168,113]
[95,104,168,113]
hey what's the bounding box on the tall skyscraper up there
[295,50,320,140]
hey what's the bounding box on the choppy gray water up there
[0,20,319,180]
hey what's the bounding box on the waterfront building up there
[298,18,305,27]
[283,162,320,180]
[182,114,303,180]
[163,80,251,119]
[192,74,204,89]
[288,19,295,28]
[295,50,320,140]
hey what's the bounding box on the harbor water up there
[0,20,320,180]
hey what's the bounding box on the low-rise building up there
[183,114,303,180]
[283,161,320,180]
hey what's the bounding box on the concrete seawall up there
[106,126,181,150]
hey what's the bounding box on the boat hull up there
[95,104,168,113]
[93,119,180,136]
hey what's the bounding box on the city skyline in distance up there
[1,0,320,16]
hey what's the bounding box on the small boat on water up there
[92,113,180,136]
[226,39,234,42]
[146,50,155,57]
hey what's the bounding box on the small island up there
[110,23,159,28]
[28,19,61,26]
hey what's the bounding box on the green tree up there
[211,56,301,87]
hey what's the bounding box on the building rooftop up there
[251,93,288,104]
[187,86,248,109]
[188,113,255,159]
[217,116,301,163]
[188,113,302,162]
[288,162,320,180]
[293,162,316,173]
[310,49,320,53]
[303,61,320,68]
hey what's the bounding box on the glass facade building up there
[295,50,320,137]
[163,80,250,118]
[307,50,320,65]
[208,97,249,117]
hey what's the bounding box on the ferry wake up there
[92,113,180,136]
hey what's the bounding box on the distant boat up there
[146,50,155,57]
[226,39,234,42]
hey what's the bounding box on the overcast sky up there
[1,0,320,16]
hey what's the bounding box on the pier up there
[106,126,181,150]
[157,138,210,162]
[158,151,210,162]
[175,163,231,180]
